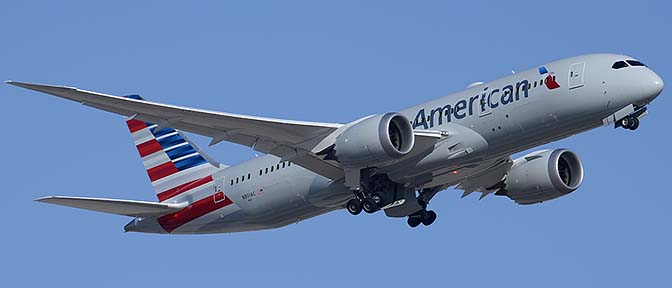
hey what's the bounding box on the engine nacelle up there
[498,149,584,205]
[334,112,415,168]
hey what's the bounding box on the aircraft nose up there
[641,70,664,102]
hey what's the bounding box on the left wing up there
[7,81,346,179]
[36,196,188,217]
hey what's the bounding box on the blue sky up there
[1,1,670,287]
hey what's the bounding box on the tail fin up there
[123,95,223,203]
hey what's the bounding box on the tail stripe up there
[147,162,180,182]
[157,175,213,202]
[137,139,163,157]
[166,145,198,159]
[122,94,224,205]
[127,119,148,133]
[157,194,233,232]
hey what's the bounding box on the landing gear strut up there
[406,188,440,228]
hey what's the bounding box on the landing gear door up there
[568,62,585,89]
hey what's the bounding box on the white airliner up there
[7,53,663,233]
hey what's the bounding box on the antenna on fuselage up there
[511,70,516,74]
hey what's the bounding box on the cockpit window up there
[626,60,646,67]
[612,61,628,69]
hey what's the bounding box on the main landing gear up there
[346,190,383,215]
[406,198,437,228]
[407,209,437,228]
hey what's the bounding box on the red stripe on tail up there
[126,119,147,133]
[137,139,163,157]
[157,194,233,232]
[147,162,179,182]
[157,175,214,202]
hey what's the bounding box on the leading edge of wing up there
[4,81,343,130]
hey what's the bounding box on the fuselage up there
[128,53,663,234]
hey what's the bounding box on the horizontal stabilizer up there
[36,196,187,217]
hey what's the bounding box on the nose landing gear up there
[618,115,640,130]
[616,106,647,131]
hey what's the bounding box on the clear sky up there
[1,1,670,287]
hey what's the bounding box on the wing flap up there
[36,196,188,217]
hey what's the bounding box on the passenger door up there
[568,62,585,89]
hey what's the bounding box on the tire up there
[629,117,640,130]
[362,199,378,214]
[407,216,421,228]
[346,199,362,215]
[421,210,437,226]
[620,117,631,129]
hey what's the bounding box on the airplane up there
[6,53,663,234]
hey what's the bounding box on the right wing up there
[36,196,188,217]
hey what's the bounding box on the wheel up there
[421,210,437,226]
[619,117,631,129]
[346,199,362,215]
[407,216,421,228]
[362,199,378,214]
[371,193,382,205]
[629,117,640,130]
[620,116,639,129]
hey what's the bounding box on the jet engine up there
[497,149,584,205]
[333,112,415,168]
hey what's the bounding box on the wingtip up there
[5,80,16,85]
[34,196,58,202]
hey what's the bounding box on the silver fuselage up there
[130,53,663,234]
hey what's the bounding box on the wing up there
[36,196,187,217]
[7,81,347,179]
[8,81,447,180]
[455,157,512,200]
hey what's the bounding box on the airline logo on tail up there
[123,95,239,233]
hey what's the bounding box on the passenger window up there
[288,162,291,167]
[241,176,244,182]
[626,60,646,67]
[259,170,263,176]
[277,164,280,170]
[247,173,250,180]
[612,61,628,69]
[282,162,286,168]
[265,167,269,174]
[534,81,537,88]
[236,178,239,184]
[271,166,274,172]
[230,179,233,185]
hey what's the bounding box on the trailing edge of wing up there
[36,196,188,217]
